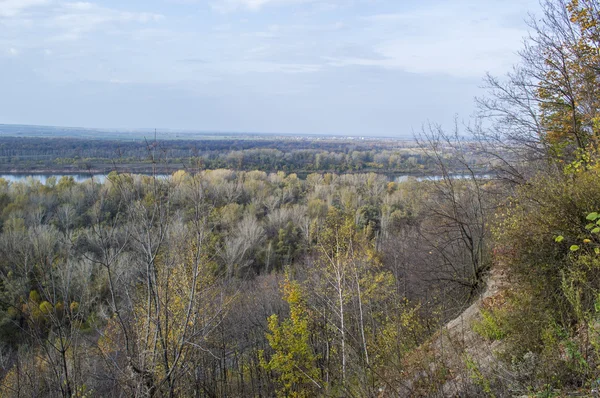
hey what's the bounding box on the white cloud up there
[212,0,315,12]
[233,61,322,74]
[49,2,164,41]
[0,0,545,135]
[0,1,164,41]
[329,0,536,78]
[0,0,49,17]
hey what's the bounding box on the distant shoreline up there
[0,123,415,141]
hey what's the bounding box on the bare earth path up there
[396,267,510,397]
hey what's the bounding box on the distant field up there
[0,123,411,141]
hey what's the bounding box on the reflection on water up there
[0,174,170,184]
[0,173,490,185]
[395,174,491,183]
[0,174,108,184]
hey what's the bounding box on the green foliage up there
[29,290,41,303]
[261,277,322,397]
[39,301,53,315]
[494,170,600,388]
[357,205,380,234]
[472,309,506,341]
[0,136,437,175]
[464,355,495,397]
[529,384,561,398]
[0,167,480,395]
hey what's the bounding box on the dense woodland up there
[0,136,478,176]
[0,166,489,397]
[1,0,600,396]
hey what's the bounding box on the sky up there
[0,0,540,136]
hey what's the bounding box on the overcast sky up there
[0,0,540,136]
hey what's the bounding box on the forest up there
[0,135,483,176]
[1,0,600,396]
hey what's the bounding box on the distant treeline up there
[0,136,485,175]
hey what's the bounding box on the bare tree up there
[416,123,492,307]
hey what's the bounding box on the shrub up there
[472,309,506,341]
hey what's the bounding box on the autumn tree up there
[476,0,600,172]
[261,276,322,397]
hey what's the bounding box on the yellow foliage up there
[261,276,321,398]
[39,301,53,315]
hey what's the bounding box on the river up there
[0,173,490,185]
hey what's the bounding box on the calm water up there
[0,173,489,185]
[395,174,491,183]
[0,173,170,184]
[0,174,108,184]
